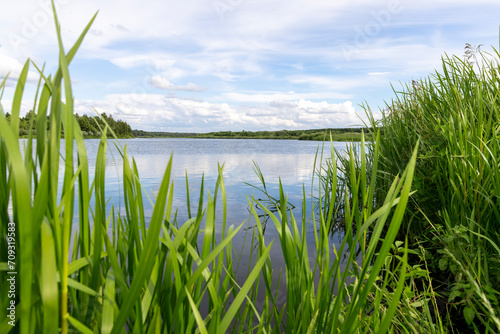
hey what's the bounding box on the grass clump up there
[363,44,500,332]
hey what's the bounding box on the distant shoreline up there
[132,127,375,142]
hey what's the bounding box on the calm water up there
[82,138,349,225]
[87,138,351,300]
[19,137,353,310]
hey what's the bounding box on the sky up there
[1,0,499,132]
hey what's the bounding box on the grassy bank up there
[360,45,500,332]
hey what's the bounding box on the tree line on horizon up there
[132,127,375,141]
[4,111,133,138]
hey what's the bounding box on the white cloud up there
[110,55,176,70]
[0,55,25,76]
[73,94,364,132]
[220,90,353,103]
[150,75,204,92]
[0,98,35,117]
[0,54,40,85]
[287,74,391,92]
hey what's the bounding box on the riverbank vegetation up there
[358,44,500,332]
[132,127,373,141]
[1,6,499,333]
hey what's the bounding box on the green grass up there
[0,4,435,333]
[362,45,500,332]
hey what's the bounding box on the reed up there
[364,45,500,332]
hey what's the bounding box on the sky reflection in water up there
[77,138,354,303]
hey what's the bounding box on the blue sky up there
[1,0,499,132]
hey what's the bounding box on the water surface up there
[20,137,353,310]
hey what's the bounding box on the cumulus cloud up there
[0,54,40,85]
[150,75,204,92]
[221,91,353,103]
[73,94,363,132]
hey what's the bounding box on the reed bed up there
[364,45,500,332]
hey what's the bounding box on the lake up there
[82,138,350,226]
[19,137,354,310]
[84,138,352,303]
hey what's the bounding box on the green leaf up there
[463,306,475,325]
[448,289,462,302]
[10,60,29,137]
[40,220,59,334]
[67,252,107,275]
[102,270,116,334]
[66,278,99,297]
[67,315,93,334]
[410,300,425,308]
[439,258,448,271]
[184,286,208,334]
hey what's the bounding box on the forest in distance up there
[6,110,134,138]
[132,126,374,141]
